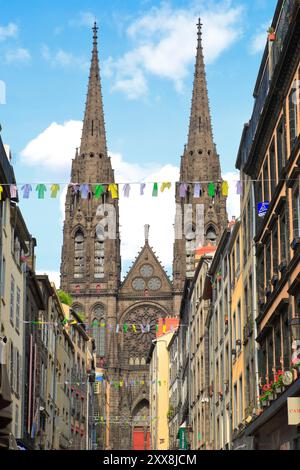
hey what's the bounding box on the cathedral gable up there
[120,243,172,296]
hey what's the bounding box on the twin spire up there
[80,19,215,164]
[187,19,214,153]
[80,22,107,156]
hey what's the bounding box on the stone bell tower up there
[60,23,121,369]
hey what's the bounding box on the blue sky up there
[0,0,277,284]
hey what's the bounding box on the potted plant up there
[272,370,284,395]
[259,394,269,407]
[268,27,276,41]
[260,382,273,403]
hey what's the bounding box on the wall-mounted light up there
[290,316,300,340]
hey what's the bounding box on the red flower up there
[262,383,271,392]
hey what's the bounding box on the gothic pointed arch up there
[91,304,105,357]
[94,229,105,279]
[72,303,85,318]
[132,397,149,419]
[205,224,217,245]
[74,228,85,278]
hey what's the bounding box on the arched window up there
[206,226,217,245]
[72,304,85,322]
[74,230,85,278]
[94,231,105,279]
[92,306,105,357]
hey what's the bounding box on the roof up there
[156,317,179,338]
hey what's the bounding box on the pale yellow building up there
[148,318,179,450]
[62,304,91,449]
[0,199,31,440]
[229,221,245,436]
[51,285,74,450]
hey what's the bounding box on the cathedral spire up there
[187,19,214,152]
[80,22,107,155]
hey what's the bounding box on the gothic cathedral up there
[60,21,227,450]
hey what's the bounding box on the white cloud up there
[20,120,82,170]
[22,121,240,275]
[41,45,89,70]
[37,270,61,289]
[69,11,97,28]
[118,164,179,269]
[0,22,18,41]
[249,22,269,54]
[5,47,31,64]
[104,1,244,99]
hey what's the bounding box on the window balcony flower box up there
[267,27,276,41]
[272,370,284,394]
[260,382,273,405]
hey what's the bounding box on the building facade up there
[205,229,233,450]
[237,0,300,450]
[148,318,178,450]
[0,131,17,449]
[189,254,214,450]
[167,329,180,450]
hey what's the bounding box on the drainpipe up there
[251,182,260,411]
[51,325,58,449]
[20,265,27,440]
[86,377,90,450]
[228,254,233,450]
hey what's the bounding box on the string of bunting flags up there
[0,179,244,200]
[51,378,182,386]
[21,318,179,334]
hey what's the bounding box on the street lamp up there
[290,316,300,340]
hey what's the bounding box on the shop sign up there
[178,427,188,450]
[287,397,300,425]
